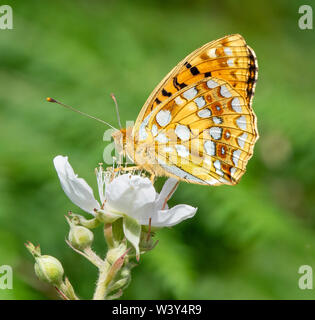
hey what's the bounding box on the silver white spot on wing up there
[139,125,147,141]
[209,127,222,140]
[205,178,218,185]
[224,47,233,56]
[203,157,212,166]
[156,110,172,127]
[197,108,211,118]
[204,140,216,156]
[213,116,223,124]
[183,87,198,100]
[175,124,190,141]
[151,124,158,137]
[230,167,236,177]
[227,58,234,66]
[232,149,242,166]
[207,80,219,89]
[139,111,153,141]
[208,48,217,58]
[236,116,247,130]
[237,132,248,148]
[157,158,206,184]
[194,96,206,109]
[175,96,185,105]
[175,144,189,158]
[231,97,242,113]
[213,160,224,176]
[155,133,168,143]
[220,85,232,98]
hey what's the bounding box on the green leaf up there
[123,216,141,259]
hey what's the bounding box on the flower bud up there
[34,255,64,285]
[68,225,94,250]
[25,241,41,257]
[107,277,129,293]
[107,266,131,293]
[120,266,131,279]
[106,243,127,265]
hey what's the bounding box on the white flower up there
[53,156,100,215]
[53,155,197,257]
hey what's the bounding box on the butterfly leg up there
[114,166,141,173]
[114,166,157,185]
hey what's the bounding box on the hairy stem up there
[66,240,102,268]
[93,248,130,300]
[93,261,111,300]
[83,247,103,267]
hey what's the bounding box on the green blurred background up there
[0,0,315,299]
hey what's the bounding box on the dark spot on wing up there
[162,89,172,97]
[190,66,200,75]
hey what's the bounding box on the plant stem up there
[104,223,114,248]
[66,240,102,268]
[59,279,80,300]
[84,247,103,267]
[93,261,111,300]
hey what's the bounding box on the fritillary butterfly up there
[112,34,259,185]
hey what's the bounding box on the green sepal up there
[112,218,124,244]
[123,215,141,260]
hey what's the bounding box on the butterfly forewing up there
[133,33,258,136]
[131,34,258,185]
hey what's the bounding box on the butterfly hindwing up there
[142,77,258,185]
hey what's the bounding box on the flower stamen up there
[162,181,180,210]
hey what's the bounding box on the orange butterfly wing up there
[131,34,258,185]
[144,77,258,185]
[133,33,258,136]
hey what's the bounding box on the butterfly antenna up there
[46,97,118,131]
[110,93,122,129]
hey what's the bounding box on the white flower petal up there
[106,174,156,219]
[149,204,197,227]
[155,178,179,210]
[53,156,100,215]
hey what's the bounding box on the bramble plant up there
[26,156,197,300]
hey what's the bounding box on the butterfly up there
[112,34,259,186]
